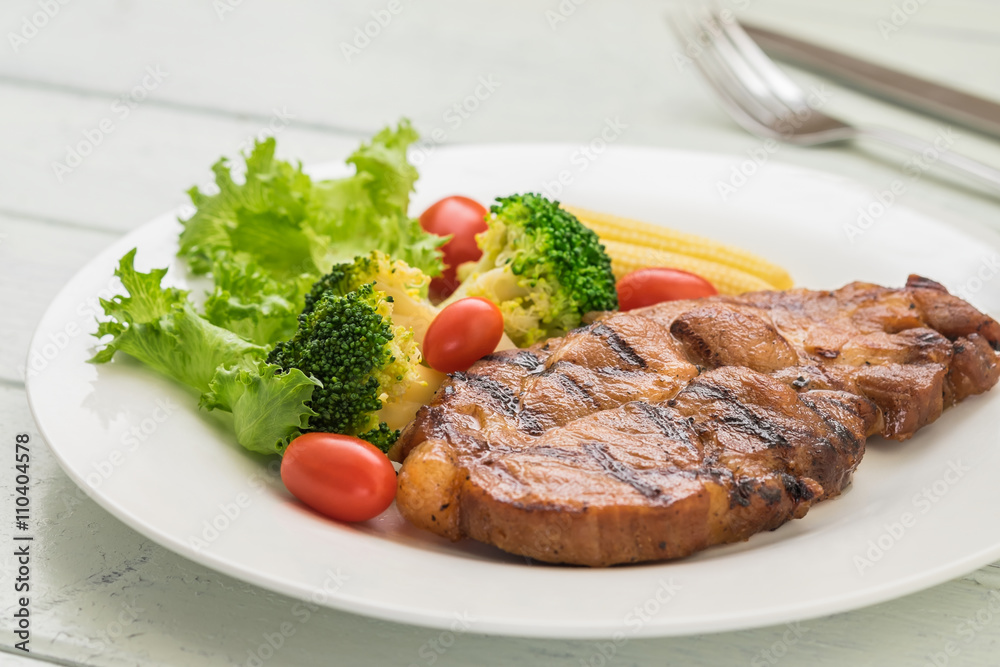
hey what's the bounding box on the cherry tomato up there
[281,433,396,523]
[423,297,504,374]
[617,268,718,311]
[419,196,489,301]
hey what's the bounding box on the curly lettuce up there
[91,250,320,456]
[179,120,444,346]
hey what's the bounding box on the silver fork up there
[668,5,1000,193]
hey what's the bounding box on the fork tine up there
[708,2,811,113]
[668,7,784,138]
[692,3,802,122]
[706,5,849,140]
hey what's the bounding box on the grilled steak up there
[395,276,1000,566]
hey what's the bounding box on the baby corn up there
[601,240,776,295]
[565,205,793,290]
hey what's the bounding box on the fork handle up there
[856,126,1000,194]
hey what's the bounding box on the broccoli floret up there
[442,193,618,346]
[266,282,423,450]
[304,251,440,346]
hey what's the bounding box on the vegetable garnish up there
[440,193,618,346]
[418,195,489,301]
[179,120,445,346]
[422,297,505,374]
[93,123,451,456]
[265,282,422,451]
[562,204,792,293]
[92,250,320,456]
[281,433,396,523]
[617,267,718,311]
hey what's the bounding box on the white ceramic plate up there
[26,145,1000,639]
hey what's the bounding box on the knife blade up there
[743,22,1000,140]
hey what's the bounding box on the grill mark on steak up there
[633,401,694,444]
[483,349,545,372]
[756,482,784,505]
[906,275,946,291]
[798,395,862,452]
[553,371,597,404]
[733,478,760,507]
[452,371,544,435]
[669,318,716,366]
[595,366,644,377]
[530,445,586,462]
[781,473,816,502]
[581,442,662,498]
[452,372,519,414]
[685,379,791,448]
[591,323,647,368]
[513,350,545,371]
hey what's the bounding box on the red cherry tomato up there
[617,268,718,311]
[422,297,504,374]
[281,433,396,523]
[419,196,489,301]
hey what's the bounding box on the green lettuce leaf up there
[305,121,443,274]
[92,250,320,456]
[203,362,320,456]
[178,140,314,277]
[177,120,444,347]
[202,259,303,346]
[90,249,267,394]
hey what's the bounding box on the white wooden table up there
[3,1,1000,664]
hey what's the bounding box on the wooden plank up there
[0,215,119,383]
[0,0,997,135]
[0,85,362,233]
